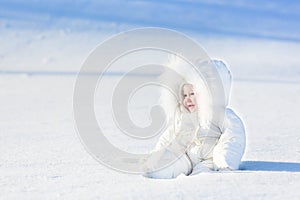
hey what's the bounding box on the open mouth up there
[188,104,195,108]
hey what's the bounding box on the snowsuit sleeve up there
[152,124,175,152]
[152,109,199,153]
[213,108,246,170]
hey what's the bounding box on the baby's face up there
[182,84,198,113]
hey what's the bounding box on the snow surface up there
[1,1,300,199]
[1,75,299,199]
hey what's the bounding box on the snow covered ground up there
[1,75,299,199]
[1,1,300,199]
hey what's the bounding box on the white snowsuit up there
[143,60,246,179]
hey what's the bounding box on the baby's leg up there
[190,159,214,176]
[143,151,192,179]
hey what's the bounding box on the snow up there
[1,0,300,199]
[1,74,299,199]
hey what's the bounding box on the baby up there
[143,60,246,179]
[143,83,217,178]
[179,83,221,172]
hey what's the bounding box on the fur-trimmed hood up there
[157,55,232,132]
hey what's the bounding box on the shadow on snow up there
[240,161,300,172]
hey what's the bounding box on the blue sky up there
[1,0,300,42]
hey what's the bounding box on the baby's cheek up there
[193,97,197,104]
[183,101,188,108]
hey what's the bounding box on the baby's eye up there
[184,94,187,97]
[190,92,194,95]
